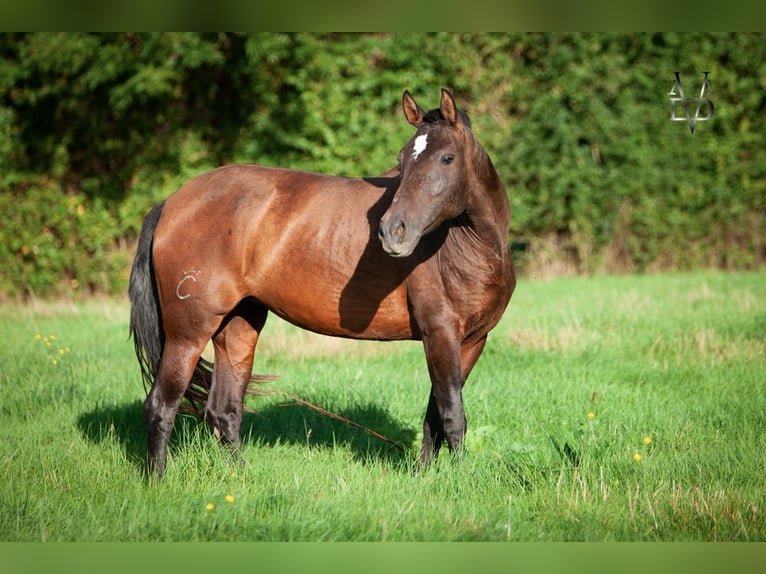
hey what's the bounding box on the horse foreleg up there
[419,334,489,466]
[205,303,267,461]
[420,392,446,465]
[460,336,487,383]
[419,325,467,466]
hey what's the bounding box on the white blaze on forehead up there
[411,133,428,160]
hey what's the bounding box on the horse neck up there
[464,141,510,253]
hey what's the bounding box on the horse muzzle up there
[378,216,418,258]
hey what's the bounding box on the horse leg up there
[419,324,466,466]
[144,338,209,479]
[419,334,489,466]
[205,302,267,460]
[144,294,228,479]
[460,336,487,383]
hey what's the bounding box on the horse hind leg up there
[205,300,268,460]
[144,337,210,479]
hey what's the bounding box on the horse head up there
[378,89,475,257]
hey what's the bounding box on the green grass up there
[1,271,764,541]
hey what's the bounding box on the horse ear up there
[402,90,425,127]
[440,88,460,127]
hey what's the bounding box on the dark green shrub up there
[1,33,763,298]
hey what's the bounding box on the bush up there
[0,181,126,297]
[1,33,764,298]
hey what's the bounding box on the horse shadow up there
[77,396,417,475]
[338,176,447,334]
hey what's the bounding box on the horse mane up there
[422,107,472,129]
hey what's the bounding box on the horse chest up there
[452,263,508,333]
[413,241,511,340]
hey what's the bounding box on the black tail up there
[129,201,167,393]
[128,201,217,415]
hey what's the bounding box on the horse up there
[129,88,516,479]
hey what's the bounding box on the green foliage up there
[491,33,766,273]
[0,180,127,297]
[1,33,764,297]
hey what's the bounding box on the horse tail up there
[129,201,167,393]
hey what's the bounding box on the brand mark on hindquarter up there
[176,268,202,300]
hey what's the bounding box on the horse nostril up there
[393,220,406,242]
[379,217,407,247]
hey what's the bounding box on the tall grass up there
[0,272,764,541]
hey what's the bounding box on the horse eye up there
[441,154,454,165]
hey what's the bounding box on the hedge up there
[1,33,763,298]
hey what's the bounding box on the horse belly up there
[269,287,414,341]
[247,238,414,341]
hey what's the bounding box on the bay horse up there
[129,88,516,479]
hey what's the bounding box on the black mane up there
[423,107,472,128]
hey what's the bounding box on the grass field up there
[0,271,764,541]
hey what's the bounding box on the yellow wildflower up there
[205,503,215,511]
[225,495,235,503]
[643,436,652,445]
[633,453,642,462]
[587,412,595,420]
